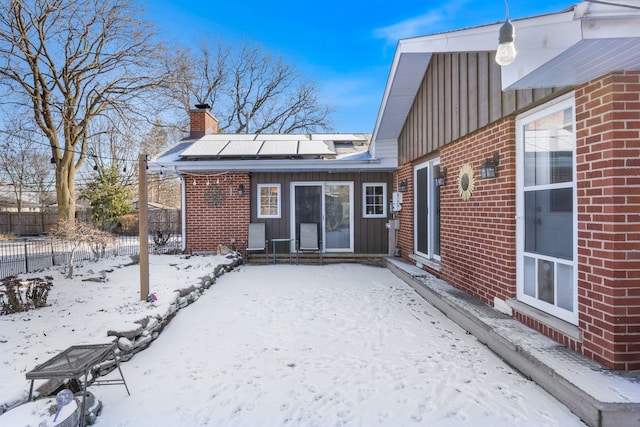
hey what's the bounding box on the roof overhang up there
[372,1,640,143]
[148,158,397,174]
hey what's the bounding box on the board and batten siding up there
[399,52,568,164]
[251,171,392,254]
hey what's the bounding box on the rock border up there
[13,253,243,411]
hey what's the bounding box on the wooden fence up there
[0,210,181,237]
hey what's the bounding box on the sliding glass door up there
[291,182,353,252]
[414,159,441,261]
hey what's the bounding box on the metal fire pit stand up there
[26,342,130,427]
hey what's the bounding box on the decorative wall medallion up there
[458,163,475,201]
[204,185,226,207]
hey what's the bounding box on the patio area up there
[85,262,583,426]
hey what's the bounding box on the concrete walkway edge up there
[385,257,640,427]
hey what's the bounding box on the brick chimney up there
[189,104,219,138]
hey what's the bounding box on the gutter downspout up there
[180,174,187,252]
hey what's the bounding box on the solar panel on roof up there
[218,140,263,156]
[298,140,334,155]
[180,140,229,157]
[259,134,308,141]
[179,135,337,158]
[258,140,299,155]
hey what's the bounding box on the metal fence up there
[0,235,182,279]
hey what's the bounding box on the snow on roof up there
[149,133,390,173]
[180,137,335,158]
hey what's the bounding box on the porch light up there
[435,167,448,187]
[50,157,56,164]
[495,1,516,66]
[237,184,245,196]
[398,179,408,193]
[480,152,500,179]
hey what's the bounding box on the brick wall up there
[183,172,251,252]
[440,118,517,304]
[394,164,414,264]
[394,117,517,304]
[575,71,640,370]
[395,72,640,371]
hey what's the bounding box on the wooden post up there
[139,154,149,301]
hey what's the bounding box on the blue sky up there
[144,0,577,133]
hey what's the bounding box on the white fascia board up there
[152,158,395,174]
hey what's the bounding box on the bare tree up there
[0,116,53,213]
[165,42,334,134]
[0,0,167,226]
[0,122,32,214]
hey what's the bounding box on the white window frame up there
[516,94,578,325]
[362,183,387,218]
[290,181,354,253]
[257,183,281,218]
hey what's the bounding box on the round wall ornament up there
[458,163,475,201]
[204,185,226,207]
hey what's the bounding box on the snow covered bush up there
[48,221,114,278]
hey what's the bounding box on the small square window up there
[363,183,387,218]
[257,184,281,218]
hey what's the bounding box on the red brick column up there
[575,71,640,370]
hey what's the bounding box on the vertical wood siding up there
[398,52,568,164]
[251,172,393,254]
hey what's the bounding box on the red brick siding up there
[393,164,412,261]
[440,119,517,304]
[184,172,250,252]
[395,71,640,371]
[395,118,517,304]
[575,72,640,370]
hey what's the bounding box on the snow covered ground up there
[0,254,586,426]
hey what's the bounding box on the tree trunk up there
[66,249,75,279]
[55,159,76,226]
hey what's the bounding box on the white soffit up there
[374,52,432,142]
